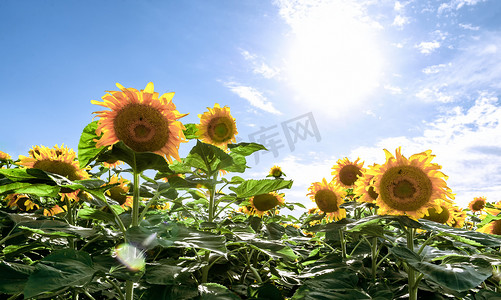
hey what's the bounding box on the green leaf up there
[229,179,293,198]
[391,246,492,292]
[24,249,96,299]
[198,283,241,300]
[78,120,107,168]
[0,168,53,182]
[420,219,501,248]
[0,181,60,197]
[183,123,199,140]
[228,142,267,156]
[96,141,172,173]
[0,261,35,294]
[185,140,233,173]
[248,283,284,300]
[292,271,370,300]
[145,259,204,285]
[77,207,116,222]
[10,217,96,238]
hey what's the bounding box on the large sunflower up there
[197,103,237,149]
[368,147,454,220]
[332,157,365,188]
[242,192,285,217]
[468,196,487,213]
[353,164,379,204]
[307,178,346,222]
[92,82,187,163]
[18,145,89,181]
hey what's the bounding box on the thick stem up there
[131,169,140,227]
[371,237,378,282]
[125,281,134,300]
[406,228,418,300]
[339,228,346,259]
[65,198,75,250]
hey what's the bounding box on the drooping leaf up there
[185,140,233,174]
[96,141,172,173]
[198,283,241,300]
[0,261,35,294]
[229,179,293,198]
[228,142,267,156]
[78,120,107,168]
[292,271,370,300]
[24,249,96,299]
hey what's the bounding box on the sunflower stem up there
[339,228,346,259]
[371,236,378,282]
[406,227,419,300]
[201,173,218,283]
[125,281,134,300]
[65,197,75,250]
[126,156,141,300]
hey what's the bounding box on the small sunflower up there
[422,201,455,226]
[103,159,123,169]
[368,147,454,220]
[353,164,379,203]
[243,192,285,217]
[332,157,365,188]
[105,175,133,209]
[450,206,467,228]
[0,150,11,161]
[197,103,238,149]
[92,82,187,163]
[478,219,501,235]
[468,196,487,213]
[18,145,89,181]
[307,178,347,222]
[268,165,286,179]
[4,194,39,212]
[43,205,66,216]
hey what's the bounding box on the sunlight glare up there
[284,1,385,117]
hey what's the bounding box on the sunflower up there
[468,196,487,213]
[478,219,501,235]
[268,165,286,179]
[368,147,454,220]
[422,201,455,226]
[450,206,467,228]
[307,178,347,222]
[197,103,238,149]
[353,164,379,204]
[243,192,285,217]
[18,144,89,181]
[105,175,133,209]
[92,82,187,163]
[0,150,11,161]
[103,159,123,169]
[332,157,365,188]
[43,205,66,216]
[4,194,39,212]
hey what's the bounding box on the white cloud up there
[415,86,454,103]
[224,82,282,115]
[350,92,501,208]
[459,23,480,31]
[392,15,409,28]
[384,84,403,95]
[415,41,441,54]
[422,63,450,74]
[240,49,280,79]
[438,0,487,13]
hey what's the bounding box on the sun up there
[283,0,384,118]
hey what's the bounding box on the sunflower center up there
[424,205,450,224]
[491,220,501,235]
[252,194,279,211]
[339,165,362,186]
[314,189,339,213]
[208,117,234,143]
[379,166,433,212]
[114,104,170,152]
[107,186,128,205]
[368,186,379,200]
[33,160,81,181]
[471,201,485,212]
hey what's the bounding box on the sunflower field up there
[2,83,501,300]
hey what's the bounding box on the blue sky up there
[1,0,501,210]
